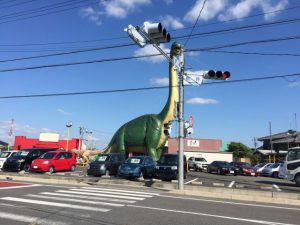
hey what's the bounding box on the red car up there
[229,162,259,176]
[30,151,76,173]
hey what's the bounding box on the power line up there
[202,50,300,57]
[184,0,207,47]
[0,0,40,10]
[0,72,299,99]
[1,34,300,73]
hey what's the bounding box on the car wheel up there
[194,166,197,172]
[24,163,30,172]
[295,174,300,187]
[272,172,279,178]
[70,165,75,172]
[217,168,222,175]
[49,166,54,174]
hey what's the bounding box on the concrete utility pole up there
[7,119,14,150]
[86,130,93,151]
[65,122,72,152]
[269,122,274,163]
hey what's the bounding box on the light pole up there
[65,122,72,152]
[86,130,93,151]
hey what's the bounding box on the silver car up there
[261,163,282,178]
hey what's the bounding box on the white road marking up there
[57,190,145,200]
[160,195,300,211]
[0,183,41,190]
[0,211,70,225]
[272,184,282,192]
[39,192,136,203]
[127,205,295,225]
[184,178,198,185]
[228,181,235,188]
[26,194,124,207]
[1,197,110,212]
[80,187,160,195]
[69,188,153,198]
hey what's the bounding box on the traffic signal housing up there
[203,70,230,80]
[142,22,171,44]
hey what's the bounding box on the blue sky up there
[0,0,299,149]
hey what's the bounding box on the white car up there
[254,163,273,173]
[0,150,18,170]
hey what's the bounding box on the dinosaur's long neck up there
[158,62,179,124]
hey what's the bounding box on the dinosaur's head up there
[170,42,183,58]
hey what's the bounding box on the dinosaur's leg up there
[116,126,126,154]
[148,147,159,161]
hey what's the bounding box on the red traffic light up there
[204,70,231,80]
[223,71,230,79]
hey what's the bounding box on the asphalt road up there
[0,181,300,225]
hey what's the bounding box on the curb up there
[1,173,299,206]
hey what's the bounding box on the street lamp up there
[65,122,72,152]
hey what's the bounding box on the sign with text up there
[187,139,200,147]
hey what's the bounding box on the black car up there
[87,153,125,176]
[118,156,156,179]
[207,161,238,176]
[3,148,57,172]
[155,154,187,181]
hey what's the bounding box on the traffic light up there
[203,70,230,80]
[142,22,171,44]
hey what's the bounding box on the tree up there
[228,142,252,158]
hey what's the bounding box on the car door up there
[54,152,65,171]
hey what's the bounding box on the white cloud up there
[80,6,102,26]
[57,108,72,116]
[184,0,228,22]
[134,44,170,63]
[187,97,218,104]
[101,0,151,19]
[219,0,289,21]
[163,0,173,5]
[288,81,300,88]
[160,15,184,29]
[150,77,169,85]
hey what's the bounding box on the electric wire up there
[0,0,40,10]
[0,72,299,99]
[1,34,299,73]
[184,0,207,47]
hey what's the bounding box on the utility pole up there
[86,130,93,151]
[7,119,14,150]
[65,122,72,152]
[269,122,274,163]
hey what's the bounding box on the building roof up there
[254,149,288,155]
[0,140,8,146]
[257,130,300,143]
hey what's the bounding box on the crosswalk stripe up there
[57,190,145,200]
[0,212,69,225]
[26,194,125,207]
[80,187,160,196]
[39,192,136,204]
[69,188,153,198]
[1,197,110,212]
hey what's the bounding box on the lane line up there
[80,187,160,195]
[127,204,295,225]
[39,192,136,203]
[0,184,41,190]
[69,188,153,198]
[26,194,124,207]
[228,181,235,188]
[273,184,282,192]
[159,195,300,211]
[1,197,110,212]
[184,178,198,185]
[0,211,70,225]
[57,190,145,200]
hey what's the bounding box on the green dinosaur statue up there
[99,43,183,161]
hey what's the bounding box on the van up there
[3,148,57,172]
[155,154,187,181]
[87,153,125,176]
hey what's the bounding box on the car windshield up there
[240,162,251,166]
[270,163,280,168]
[126,157,143,164]
[158,155,178,165]
[15,150,30,157]
[195,158,206,162]
[95,155,109,162]
[39,152,56,159]
[0,152,11,158]
[218,161,230,166]
[255,163,266,168]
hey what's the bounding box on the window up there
[287,149,300,161]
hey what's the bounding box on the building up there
[14,133,81,151]
[0,140,8,150]
[166,138,233,163]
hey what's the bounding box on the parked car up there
[87,153,125,176]
[118,156,156,179]
[30,151,76,173]
[0,150,18,170]
[261,163,282,178]
[3,148,57,172]
[188,156,208,172]
[229,162,259,176]
[155,154,187,181]
[207,161,238,175]
[254,163,273,174]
